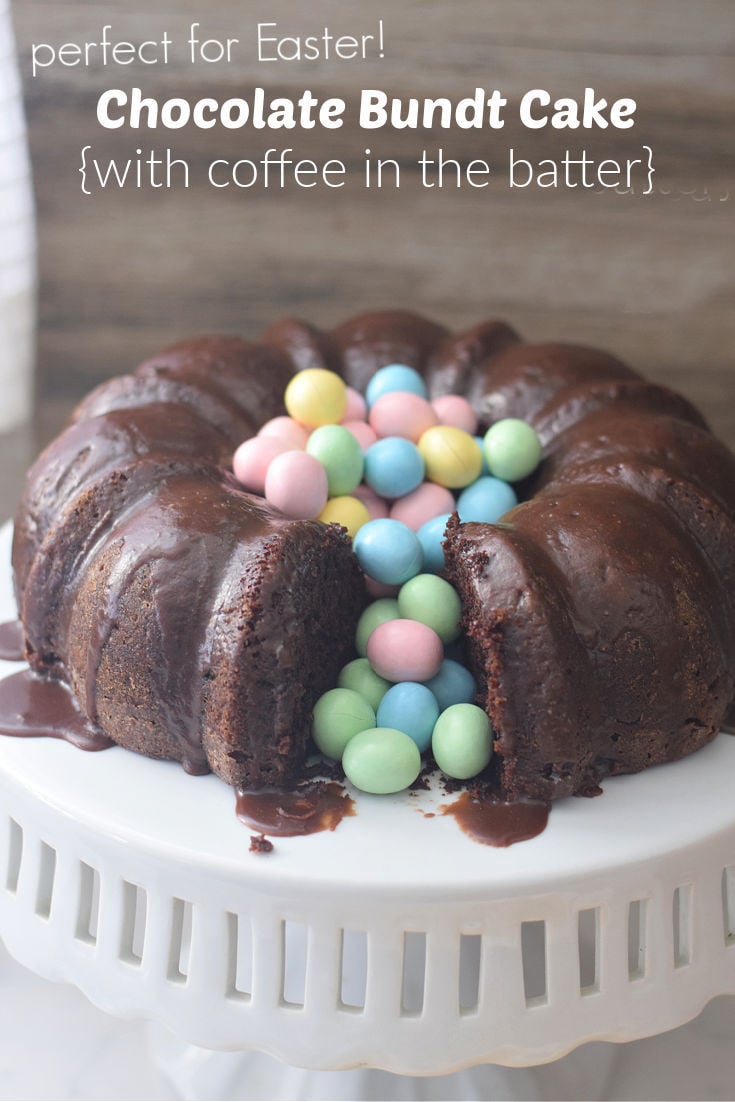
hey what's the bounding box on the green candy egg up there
[483,419,542,483]
[397,573,462,643]
[431,703,493,780]
[312,688,376,761]
[342,727,422,794]
[338,658,392,711]
[355,598,400,657]
[307,424,364,496]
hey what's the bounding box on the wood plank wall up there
[11,0,735,447]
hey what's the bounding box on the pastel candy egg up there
[342,386,368,422]
[483,419,542,482]
[352,482,390,520]
[389,482,456,531]
[342,727,422,794]
[318,495,371,539]
[367,619,443,683]
[456,476,518,524]
[425,659,477,711]
[431,394,478,435]
[364,437,425,500]
[398,574,462,643]
[418,426,483,489]
[342,419,378,452]
[353,519,423,586]
[369,391,437,443]
[233,436,287,493]
[416,512,452,573]
[264,451,328,519]
[355,598,400,657]
[285,368,347,427]
[376,682,440,753]
[338,658,391,711]
[365,364,428,407]
[312,688,376,761]
[306,424,364,495]
[257,416,309,450]
[432,703,493,780]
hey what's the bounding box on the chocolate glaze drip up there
[441,792,549,847]
[0,668,113,752]
[0,620,24,662]
[236,782,355,837]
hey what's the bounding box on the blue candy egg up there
[416,512,452,573]
[364,437,425,500]
[376,681,439,753]
[365,364,428,407]
[353,518,423,585]
[425,659,477,711]
[456,476,518,524]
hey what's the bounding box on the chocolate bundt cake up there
[11,312,735,802]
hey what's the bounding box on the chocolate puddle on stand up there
[0,619,24,661]
[0,667,114,751]
[0,652,549,846]
[236,782,356,836]
[440,790,549,847]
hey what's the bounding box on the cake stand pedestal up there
[1,522,735,1098]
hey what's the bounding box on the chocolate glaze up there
[0,620,24,662]
[442,792,549,847]
[236,782,355,836]
[0,668,113,751]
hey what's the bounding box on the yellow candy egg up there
[318,495,371,539]
[284,368,347,428]
[418,426,483,489]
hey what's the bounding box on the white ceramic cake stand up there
[1,520,735,1100]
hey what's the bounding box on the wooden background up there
[1,0,733,514]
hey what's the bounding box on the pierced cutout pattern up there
[225,912,252,1001]
[458,933,482,1013]
[168,897,192,983]
[75,862,100,944]
[521,921,547,1005]
[340,928,368,1010]
[5,818,22,894]
[401,931,426,1015]
[35,841,56,919]
[628,899,647,979]
[578,907,600,994]
[119,881,147,965]
[281,920,308,1008]
[673,884,692,967]
[722,867,735,946]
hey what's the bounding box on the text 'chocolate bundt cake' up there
[10,312,735,803]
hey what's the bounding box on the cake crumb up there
[249,833,274,854]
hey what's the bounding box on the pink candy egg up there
[352,482,390,520]
[367,619,444,683]
[369,391,438,443]
[342,386,368,422]
[390,481,456,531]
[343,419,378,452]
[265,451,328,519]
[258,416,309,450]
[233,437,288,494]
[431,394,478,435]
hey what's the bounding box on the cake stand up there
[1,519,735,1100]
